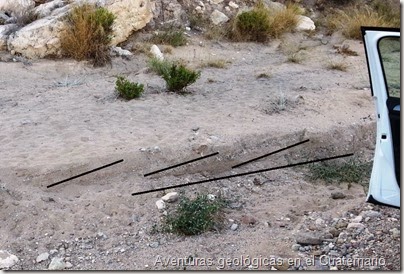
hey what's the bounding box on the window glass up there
[379,37,400,98]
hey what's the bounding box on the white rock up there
[7,11,67,58]
[65,262,73,269]
[228,1,239,9]
[347,222,365,229]
[36,252,49,263]
[207,194,215,201]
[7,0,153,58]
[330,266,338,270]
[210,10,229,25]
[351,215,362,223]
[262,0,285,12]
[295,15,315,31]
[108,0,153,45]
[0,250,19,269]
[34,0,66,18]
[150,44,164,60]
[211,0,224,4]
[111,46,133,57]
[155,199,166,210]
[230,223,238,231]
[0,0,35,16]
[48,257,66,270]
[161,192,179,203]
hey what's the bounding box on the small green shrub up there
[115,76,144,100]
[162,64,201,92]
[60,4,116,66]
[233,4,271,42]
[163,194,225,235]
[150,28,187,47]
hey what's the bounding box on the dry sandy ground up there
[0,31,386,270]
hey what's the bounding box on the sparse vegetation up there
[308,160,372,186]
[115,76,144,100]
[60,4,116,66]
[162,194,225,235]
[327,60,348,71]
[326,5,399,39]
[256,73,271,79]
[334,44,358,56]
[149,28,187,47]
[287,52,304,64]
[148,57,172,76]
[199,59,229,69]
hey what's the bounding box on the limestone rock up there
[295,15,315,31]
[48,257,66,270]
[108,0,153,45]
[36,252,49,263]
[0,0,35,16]
[161,192,179,203]
[228,1,239,9]
[210,9,229,25]
[156,199,166,210]
[347,222,365,229]
[150,44,164,60]
[295,232,324,245]
[34,0,66,18]
[7,11,67,58]
[262,0,285,12]
[0,250,19,269]
[110,46,133,57]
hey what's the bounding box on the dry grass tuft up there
[326,5,399,39]
[60,4,115,66]
[199,59,230,69]
[327,60,348,72]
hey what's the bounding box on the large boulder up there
[7,8,68,58]
[106,0,153,45]
[0,0,35,16]
[6,0,153,58]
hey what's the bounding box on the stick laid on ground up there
[232,139,310,169]
[132,152,353,196]
[47,159,124,188]
[144,152,219,177]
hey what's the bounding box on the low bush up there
[163,63,201,92]
[232,3,271,42]
[115,76,144,100]
[232,2,300,42]
[60,4,116,66]
[149,58,201,92]
[163,194,225,235]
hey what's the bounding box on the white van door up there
[361,26,400,208]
